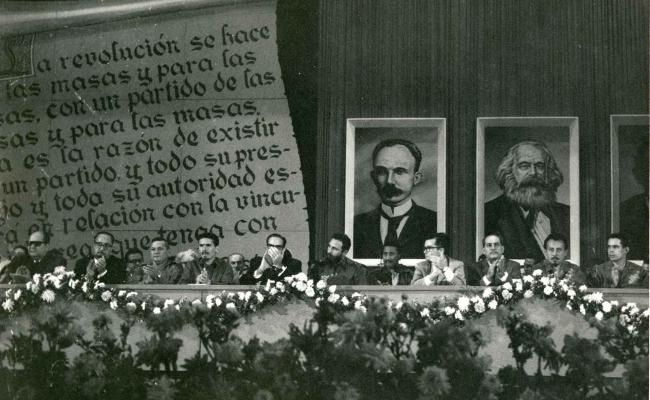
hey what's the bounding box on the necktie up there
[380,207,412,245]
[524,209,536,230]
[611,267,621,288]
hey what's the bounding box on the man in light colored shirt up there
[412,233,465,286]
[466,234,522,286]
[588,233,648,288]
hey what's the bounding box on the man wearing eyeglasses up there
[0,231,67,283]
[249,234,302,284]
[466,234,522,286]
[411,233,465,286]
[74,231,126,283]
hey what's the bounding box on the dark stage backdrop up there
[313,0,649,265]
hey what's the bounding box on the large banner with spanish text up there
[0,1,310,263]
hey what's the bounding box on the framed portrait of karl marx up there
[610,115,649,262]
[476,117,580,265]
[345,118,446,263]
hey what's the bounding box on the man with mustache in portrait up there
[354,138,437,259]
[485,140,570,261]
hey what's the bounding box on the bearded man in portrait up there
[485,140,570,261]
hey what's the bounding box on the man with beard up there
[532,233,585,284]
[74,231,126,283]
[485,141,569,261]
[309,233,368,285]
[368,242,414,285]
[179,232,235,284]
[140,238,183,284]
[354,139,437,258]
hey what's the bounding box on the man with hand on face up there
[140,238,182,284]
[249,234,302,284]
[587,233,648,288]
[309,233,369,285]
[179,232,234,284]
[74,231,126,283]
[411,233,465,286]
[485,141,570,261]
[229,253,255,284]
[368,242,414,285]
[467,234,522,286]
[1,231,67,283]
[532,233,585,284]
[354,139,437,259]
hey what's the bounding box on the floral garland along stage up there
[1,266,648,339]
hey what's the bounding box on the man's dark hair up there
[13,245,27,255]
[607,232,628,248]
[197,232,219,246]
[482,233,504,247]
[383,240,400,253]
[543,233,568,250]
[266,233,287,248]
[29,231,50,244]
[149,237,168,249]
[124,248,143,259]
[372,138,423,172]
[331,233,351,252]
[94,231,115,244]
[430,232,450,253]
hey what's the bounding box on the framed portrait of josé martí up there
[476,117,580,265]
[345,118,446,264]
[610,114,649,262]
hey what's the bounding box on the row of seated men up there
[0,229,648,289]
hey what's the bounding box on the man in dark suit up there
[485,140,570,261]
[367,242,414,285]
[179,232,234,284]
[74,231,126,284]
[249,233,302,284]
[1,231,67,283]
[466,234,522,286]
[354,138,437,258]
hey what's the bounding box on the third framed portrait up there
[610,114,649,262]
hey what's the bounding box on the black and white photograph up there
[0,1,647,399]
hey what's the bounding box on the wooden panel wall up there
[314,0,649,264]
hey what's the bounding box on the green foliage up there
[0,290,646,400]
